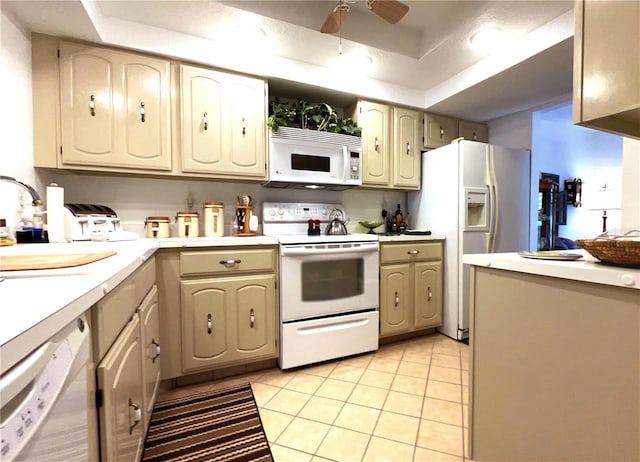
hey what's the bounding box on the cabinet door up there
[180,65,224,173]
[380,264,411,336]
[235,275,276,358]
[393,107,421,189]
[413,261,442,329]
[139,285,160,431]
[97,315,144,462]
[225,76,267,177]
[60,42,171,170]
[423,113,458,148]
[458,120,488,143]
[358,101,391,186]
[181,279,231,371]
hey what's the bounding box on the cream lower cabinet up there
[93,258,159,461]
[157,246,278,379]
[181,274,276,372]
[178,64,268,179]
[379,241,443,337]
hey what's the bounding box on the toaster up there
[63,203,122,240]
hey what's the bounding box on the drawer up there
[380,242,442,264]
[180,248,275,276]
[93,257,156,359]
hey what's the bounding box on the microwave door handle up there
[342,145,349,182]
[281,245,377,257]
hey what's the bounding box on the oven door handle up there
[281,245,378,257]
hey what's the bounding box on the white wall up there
[532,102,623,240]
[0,6,53,232]
[621,137,640,231]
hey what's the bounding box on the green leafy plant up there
[267,98,361,137]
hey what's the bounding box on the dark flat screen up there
[291,153,331,172]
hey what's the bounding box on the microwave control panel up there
[350,151,361,180]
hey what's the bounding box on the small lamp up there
[588,183,621,233]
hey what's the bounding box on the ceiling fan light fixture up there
[469,26,504,50]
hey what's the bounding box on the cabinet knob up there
[219,259,242,266]
[140,102,145,122]
[89,95,96,117]
[242,117,246,136]
[394,291,399,307]
[129,399,141,434]
[427,286,432,302]
[374,136,380,152]
[439,126,444,138]
[472,131,477,141]
[406,141,411,154]
[250,308,255,328]
[151,339,161,363]
[207,313,213,335]
[203,112,208,131]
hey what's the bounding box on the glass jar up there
[145,216,171,238]
[203,202,224,237]
[176,211,199,238]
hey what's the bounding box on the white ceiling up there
[3,0,575,122]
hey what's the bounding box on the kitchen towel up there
[46,183,65,243]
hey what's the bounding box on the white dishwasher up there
[0,314,90,461]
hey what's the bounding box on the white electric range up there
[262,202,380,369]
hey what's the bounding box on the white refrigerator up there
[408,140,531,341]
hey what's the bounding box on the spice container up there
[203,202,224,237]
[176,211,199,238]
[145,216,171,238]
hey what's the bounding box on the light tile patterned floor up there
[163,333,472,461]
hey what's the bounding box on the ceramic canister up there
[176,211,199,238]
[145,216,171,238]
[203,202,224,237]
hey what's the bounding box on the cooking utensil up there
[326,208,349,235]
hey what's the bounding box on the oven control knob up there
[277,209,284,216]
[321,208,327,215]
[268,209,275,216]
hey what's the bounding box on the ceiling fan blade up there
[320,4,350,34]
[367,0,409,24]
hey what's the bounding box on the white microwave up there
[265,127,362,190]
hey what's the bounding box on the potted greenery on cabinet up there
[267,98,361,137]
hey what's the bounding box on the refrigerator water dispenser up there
[464,187,489,231]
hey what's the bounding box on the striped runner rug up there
[142,382,273,462]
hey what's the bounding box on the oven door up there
[279,241,379,321]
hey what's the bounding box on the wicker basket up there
[576,231,640,267]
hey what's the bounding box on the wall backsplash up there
[49,172,406,237]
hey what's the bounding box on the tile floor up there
[162,333,472,462]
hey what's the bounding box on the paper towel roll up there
[46,183,65,242]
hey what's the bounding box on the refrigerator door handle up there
[487,149,499,253]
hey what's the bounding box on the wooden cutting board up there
[0,251,117,271]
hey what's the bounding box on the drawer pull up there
[219,259,242,265]
[427,286,432,302]
[129,399,141,434]
[374,136,379,152]
[89,94,96,116]
[151,339,161,363]
[207,314,212,335]
[408,250,420,255]
[250,308,255,328]
[439,126,444,138]
[394,291,399,307]
[203,112,208,130]
[406,141,411,154]
[140,102,145,122]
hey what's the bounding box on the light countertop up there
[463,250,640,289]
[377,234,445,242]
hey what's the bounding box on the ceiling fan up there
[320,0,410,34]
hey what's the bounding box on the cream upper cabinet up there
[573,0,640,139]
[458,120,488,143]
[352,100,392,187]
[59,41,172,170]
[392,107,421,189]
[179,64,267,179]
[423,113,458,149]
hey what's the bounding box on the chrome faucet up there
[0,175,43,206]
